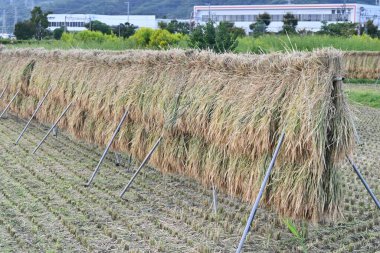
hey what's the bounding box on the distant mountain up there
[0,0,376,33]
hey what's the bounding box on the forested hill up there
[0,0,375,33]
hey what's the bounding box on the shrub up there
[149,29,185,49]
[129,27,155,47]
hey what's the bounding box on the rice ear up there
[0,48,354,221]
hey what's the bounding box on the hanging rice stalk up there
[344,51,380,79]
[0,48,354,221]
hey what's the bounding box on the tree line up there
[12,7,380,52]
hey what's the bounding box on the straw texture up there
[0,48,354,221]
[344,52,380,79]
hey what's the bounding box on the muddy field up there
[0,102,379,252]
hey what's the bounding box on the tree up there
[190,21,242,52]
[14,21,35,40]
[158,21,167,30]
[249,12,271,36]
[14,6,51,40]
[189,25,206,49]
[215,21,238,53]
[113,22,138,38]
[230,26,246,38]
[159,20,191,35]
[85,20,112,34]
[53,27,65,40]
[365,20,378,38]
[204,21,216,50]
[282,13,298,34]
[318,21,356,36]
[30,6,51,40]
[250,20,266,36]
[258,12,271,26]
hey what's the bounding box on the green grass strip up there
[344,78,380,84]
[346,89,380,108]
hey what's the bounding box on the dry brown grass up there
[344,52,380,79]
[0,48,354,221]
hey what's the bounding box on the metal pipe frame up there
[236,131,285,253]
[32,102,73,154]
[0,84,9,100]
[119,136,163,198]
[15,86,53,144]
[115,153,121,166]
[0,90,20,119]
[347,155,380,210]
[85,110,129,187]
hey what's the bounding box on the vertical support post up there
[212,182,218,214]
[120,136,163,198]
[115,153,121,166]
[236,132,285,253]
[0,90,20,119]
[125,153,133,172]
[15,86,53,144]
[347,155,380,210]
[32,102,73,154]
[52,126,58,137]
[85,110,129,187]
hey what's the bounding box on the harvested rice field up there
[0,102,379,252]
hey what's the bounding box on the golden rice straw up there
[0,48,354,221]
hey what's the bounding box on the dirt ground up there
[0,102,379,252]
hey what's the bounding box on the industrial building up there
[193,3,380,33]
[47,14,157,31]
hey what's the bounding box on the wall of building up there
[193,4,380,34]
[47,14,157,32]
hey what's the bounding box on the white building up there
[193,3,380,33]
[47,14,157,32]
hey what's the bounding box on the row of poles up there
[0,85,379,252]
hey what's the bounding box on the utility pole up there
[125,2,130,23]
[208,3,211,21]
[64,16,67,32]
[2,10,6,34]
[14,5,18,31]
